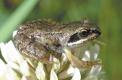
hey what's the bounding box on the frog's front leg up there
[64,48,101,69]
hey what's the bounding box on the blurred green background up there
[0,0,121,80]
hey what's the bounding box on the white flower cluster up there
[0,41,104,80]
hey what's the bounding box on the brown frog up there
[13,19,101,66]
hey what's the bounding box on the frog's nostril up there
[91,27,101,36]
[93,28,101,33]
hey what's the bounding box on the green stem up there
[0,0,39,42]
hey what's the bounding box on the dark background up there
[0,0,122,80]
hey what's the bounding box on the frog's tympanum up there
[13,19,101,67]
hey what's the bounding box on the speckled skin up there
[13,19,100,63]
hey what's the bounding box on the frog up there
[13,19,101,67]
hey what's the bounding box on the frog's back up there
[18,19,62,35]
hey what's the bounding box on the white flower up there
[0,41,104,80]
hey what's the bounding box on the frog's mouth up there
[67,38,88,47]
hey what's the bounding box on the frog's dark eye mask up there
[68,29,90,43]
[67,28,101,47]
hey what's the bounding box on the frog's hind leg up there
[26,41,56,64]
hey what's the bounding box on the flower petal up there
[71,68,81,80]
[50,69,58,80]
[36,62,46,80]
[0,41,24,64]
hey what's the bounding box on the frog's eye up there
[78,29,89,38]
